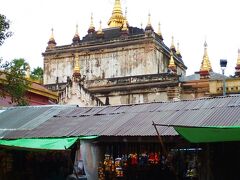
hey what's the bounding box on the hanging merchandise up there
[121,154,128,168]
[103,154,114,179]
[129,153,138,165]
[154,152,160,164]
[115,158,124,177]
[139,152,148,166]
[103,154,111,172]
[110,155,115,173]
[148,152,155,164]
[98,162,105,180]
[186,154,198,178]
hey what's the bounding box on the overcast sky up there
[1,0,240,75]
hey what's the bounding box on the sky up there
[1,0,240,76]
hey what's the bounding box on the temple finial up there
[176,42,182,58]
[88,13,95,33]
[50,28,54,40]
[157,22,163,40]
[108,0,124,28]
[200,40,212,71]
[147,13,151,26]
[97,21,103,33]
[75,24,79,35]
[122,19,128,30]
[157,22,161,36]
[97,20,104,38]
[145,13,154,31]
[47,28,56,48]
[72,24,80,44]
[121,19,129,36]
[170,36,176,51]
[235,49,240,77]
[237,49,240,65]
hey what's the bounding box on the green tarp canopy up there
[174,126,240,143]
[0,136,98,150]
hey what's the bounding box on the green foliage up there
[0,14,12,46]
[2,58,30,106]
[30,66,43,82]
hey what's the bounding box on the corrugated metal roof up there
[1,95,240,139]
[0,105,75,138]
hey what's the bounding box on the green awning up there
[174,126,240,143]
[0,136,98,150]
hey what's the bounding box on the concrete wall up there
[43,42,185,85]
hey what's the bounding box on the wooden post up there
[152,121,167,156]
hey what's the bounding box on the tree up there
[1,58,30,106]
[0,14,12,46]
[30,66,43,83]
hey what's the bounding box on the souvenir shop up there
[95,137,204,180]
[0,137,205,180]
[2,137,238,180]
[0,148,73,180]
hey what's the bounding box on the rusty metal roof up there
[1,95,240,139]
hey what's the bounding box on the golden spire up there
[75,24,79,36]
[157,22,163,40]
[108,0,125,28]
[72,24,80,44]
[147,13,151,26]
[157,22,162,36]
[50,28,54,40]
[237,49,240,65]
[74,53,80,73]
[176,42,182,57]
[235,49,240,76]
[122,19,128,31]
[88,13,95,33]
[97,20,104,35]
[48,28,56,44]
[168,51,176,68]
[200,40,212,72]
[145,13,154,31]
[170,36,176,51]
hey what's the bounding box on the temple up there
[42,0,187,106]
[42,0,240,105]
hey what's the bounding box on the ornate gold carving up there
[168,51,176,68]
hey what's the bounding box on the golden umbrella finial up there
[90,13,95,29]
[170,36,176,51]
[176,42,181,55]
[97,20,104,35]
[147,13,151,26]
[108,0,124,28]
[237,49,240,65]
[48,28,56,46]
[157,22,162,36]
[200,40,212,72]
[122,19,128,31]
[75,24,79,36]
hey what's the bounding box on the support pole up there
[152,121,167,156]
